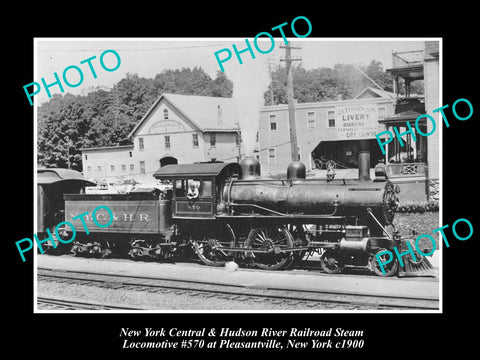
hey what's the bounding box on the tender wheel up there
[90,240,111,258]
[370,249,399,277]
[244,226,294,270]
[320,249,345,274]
[129,240,146,261]
[194,225,235,267]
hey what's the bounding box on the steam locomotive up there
[37,153,430,277]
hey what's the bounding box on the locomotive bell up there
[287,161,306,180]
[240,156,261,180]
[374,159,388,181]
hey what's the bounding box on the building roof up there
[80,145,134,152]
[153,162,241,178]
[260,86,394,112]
[424,41,439,60]
[353,87,395,100]
[386,64,424,80]
[128,93,240,138]
[37,168,96,186]
[379,109,425,125]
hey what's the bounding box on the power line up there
[352,64,389,94]
[37,44,232,53]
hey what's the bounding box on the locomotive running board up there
[211,247,310,254]
[227,202,343,218]
[217,214,349,220]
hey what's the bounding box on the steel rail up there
[37,296,143,310]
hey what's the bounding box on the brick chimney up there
[217,105,223,126]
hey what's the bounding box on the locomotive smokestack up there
[358,140,371,181]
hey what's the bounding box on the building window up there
[87,166,91,171]
[97,165,102,171]
[268,148,276,163]
[165,135,171,149]
[84,154,88,160]
[192,134,199,148]
[140,161,146,174]
[129,164,134,172]
[163,108,169,120]
[138,137,144,151]
[297,146,301,161]
[328,111,335,128]
[210,133,216,147]
[129,151,133,157]
[307,112,315,129]
[378,107,386,121]
[269,114,277,131]
[121,164,126,171]
[110,165,115,172]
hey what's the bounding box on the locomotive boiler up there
[224,159,399,233]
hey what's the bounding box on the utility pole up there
[65,136,73,169]
[236,122,242,162]
[280,43,302,161]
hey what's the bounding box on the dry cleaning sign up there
[335,104,378,140]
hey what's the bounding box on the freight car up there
[44,153,431,276]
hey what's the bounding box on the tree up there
[38,94,93,170]
[263,60,395,105]
[37,67,234,170]
[363,60,394,92]
[211,71,233,97]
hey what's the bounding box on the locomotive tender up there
[38,154,429,277]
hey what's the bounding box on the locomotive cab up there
[153,162,241,219]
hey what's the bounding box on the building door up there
[311,139,383,169]
[159,156,178,167]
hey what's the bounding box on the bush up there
[396,200,439,213]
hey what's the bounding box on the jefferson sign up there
[336,104,379,140]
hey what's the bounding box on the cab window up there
[175,179,186,197]
[199,180,212,197]
[174,178,212,198]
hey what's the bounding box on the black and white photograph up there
[31,37,441,314]
[7,8,479,357]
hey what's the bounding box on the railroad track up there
[37,267,439,310]
[37,296,144,310]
